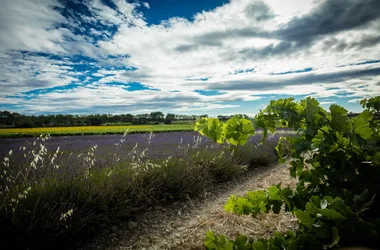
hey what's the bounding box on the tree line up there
[0,111,226,128]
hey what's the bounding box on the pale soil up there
[82,163,298,250]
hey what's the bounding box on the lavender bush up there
[0,131,287,249]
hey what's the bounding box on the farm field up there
[0,130,293,159]
[0,130,286,159]
[0,129,293,249]
[0,124,194,138]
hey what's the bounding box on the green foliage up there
[0,124,196,138]
[0,111,206,128]
[224,185,283,217]
[195,115,255,145]
[360,96,380,112]
[201,96,380,249]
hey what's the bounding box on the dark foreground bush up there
[197,96,380,250]
[0,132,281,249]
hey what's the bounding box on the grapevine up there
[195,96,380,249]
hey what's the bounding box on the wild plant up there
[0,129,279,249]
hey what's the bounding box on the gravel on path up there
[82,163,298,250]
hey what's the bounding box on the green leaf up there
[247,190,266,201]
[353,189,370,203]
[319,209,346,222]
[327,227,340,248]
[276,137,288,164]
[303,97,324,127]
[306,197,320,213]
[204,231,217,249]
[223,116,255,146]
[329,198,355,217]
[329,104,348,133]
[373,153,380,165]
[224,242,234,250]
[363,96,380,111]
[295,210,315,229]
[254,113,276,142]
[235,235,251,249]
[351,110,373,146]
[271,200,283,214]
[235,235,248,246]
[360,98,368,108]
[252,241,267,250]
[224,196,253,215]
[195,118,225,144]
[194,118,208,132]
[219,234,228,246]
[205,231,215,240]
[224,195,236,213]
[268,186,281,201]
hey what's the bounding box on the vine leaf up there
[319,209,346,223]
[329,104,348,133]
[267,186,281,201]
[252,241,266,250]
[195,118,224,143]
[327,227,340,248]
[224,115,255,146]
[350,110,373,146]
[204,231,217,249]
[295,210,315,229]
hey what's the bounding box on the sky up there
[0,0,379,116]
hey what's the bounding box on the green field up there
[0,124,195,138]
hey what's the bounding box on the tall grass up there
[0,132,279,249]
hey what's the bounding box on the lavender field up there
[0,131,284,159]
[0,130,291,249]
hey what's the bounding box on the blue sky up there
[0,0,379,116]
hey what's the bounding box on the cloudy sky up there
[0,0,379,116]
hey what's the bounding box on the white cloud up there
[143,2,150,9]
[0,0,67,54]
[1,0,380,114]
[0,51,81,96]
[98,0,380,102]
[264,0,321,23]
[88,0,146,27]
[320,101,336,105]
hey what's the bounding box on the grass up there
[0,132,281,249]
[0,124,194,138]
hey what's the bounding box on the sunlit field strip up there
[0,124,195,138]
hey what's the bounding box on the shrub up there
[164,119,172,124]
[16,119,35,128]
[0,132,279,249]
[196,96,380,249]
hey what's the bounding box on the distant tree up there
[0,110,212,127]
[135,114,149,124]
[56,114,67,126]
[217,115,231,121]
[163,113,174,124]
[163,119,172,124]
[89,117,102,126]
[16,117,35,128]
[125,114,134,123]
[165,113,175,120]
[150,111,165,123]
[0,111,10,126]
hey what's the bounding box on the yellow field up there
[0,124,195,138]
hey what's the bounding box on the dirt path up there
[82,163,298,250]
